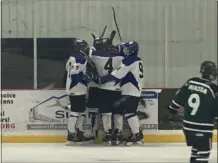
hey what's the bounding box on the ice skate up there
[103,129,112,145]
[65,132,77,146]
[126,133,143,146]
[112,129,123,145]
[75,128,90,145]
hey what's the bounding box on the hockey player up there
[65,39,95,145]
[168,61,218,163]
[99,41,144,145]
[90,35,124,145]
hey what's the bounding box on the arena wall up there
[1,89,217,143]
[1,0,217,88]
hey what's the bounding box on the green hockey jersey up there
[168,77,218,134]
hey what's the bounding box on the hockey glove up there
[137,111,149,120]
[83,73,94,83]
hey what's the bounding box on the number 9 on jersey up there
[188,93,200,116]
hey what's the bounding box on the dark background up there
[2,38,75,89]
[2,39,34,89]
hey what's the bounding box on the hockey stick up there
[100,25,107,38]
[113,96,146,108]
[91,25,107,40]
[79,50,99,78]
[79,50,96,69]
[109,30,116,44]
[112,7,122,42]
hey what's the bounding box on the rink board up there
[1,89,217,143]
[2,131,217,143]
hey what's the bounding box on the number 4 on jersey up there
[104,58,113,74]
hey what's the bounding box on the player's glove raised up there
[83,73,94,83]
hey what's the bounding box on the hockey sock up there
[190,148,198,163]
[196,150,210,163]
[76,113,85,132]
[91,112,99,130]
[125,113,140,134]
[102,113,112,132]
[114,114,123,131]
[67,111,79,133]
[91,112,100,138]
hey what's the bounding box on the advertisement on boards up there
[1,90,69,135]
[1,92,17,130]
[138,90,159,130]
[1,89,159,136]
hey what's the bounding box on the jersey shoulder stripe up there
[188,80,215,98]
[70,52,86,64]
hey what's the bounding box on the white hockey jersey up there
[91,47,124,91]
[65,52,88,96]
[102,56,144,97]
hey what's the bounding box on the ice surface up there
[2,143,217,163]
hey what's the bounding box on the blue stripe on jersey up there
[122,56,141,66]
[70,72,87,89]
[101,74,121,84]
[81,80,88,86]
[114,79,120,86]
[92,50,121,57]
[120,72,139,90]
[70,51,86,64]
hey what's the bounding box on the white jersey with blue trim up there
[65,52,87,95]
[111,56,144,97]
[91,47,124,91]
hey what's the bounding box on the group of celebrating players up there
[64,28,218,162]
[64,30,144,146]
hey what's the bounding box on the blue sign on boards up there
[141,91,158,99]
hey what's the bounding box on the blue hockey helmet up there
[122,41,139,56]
